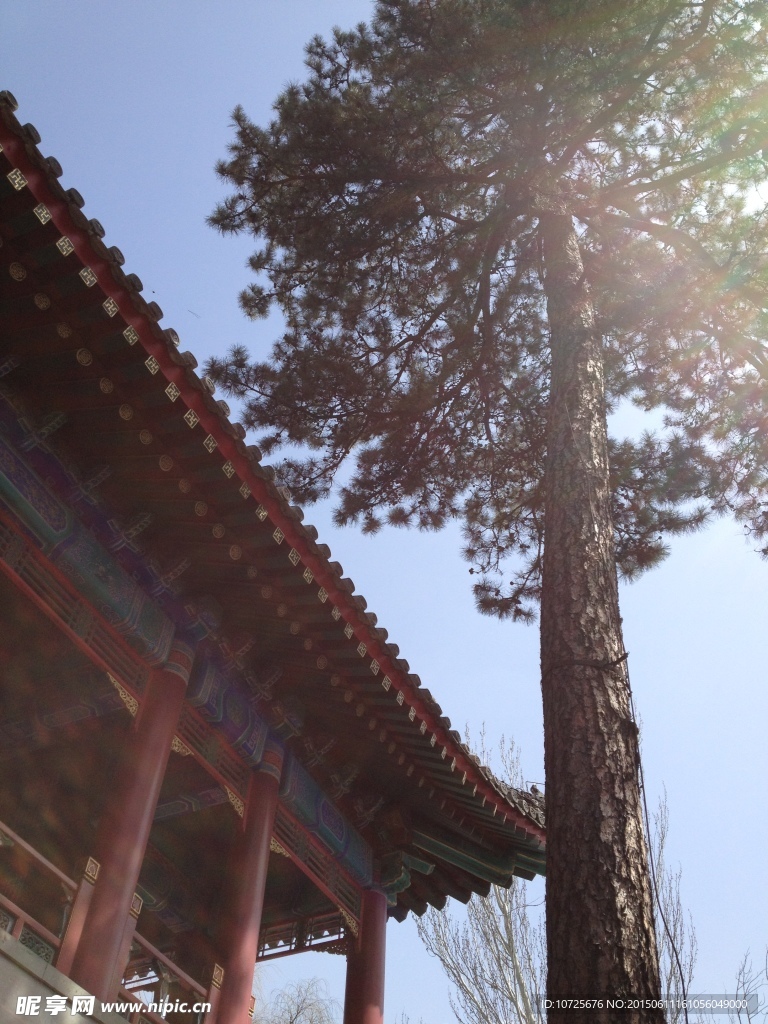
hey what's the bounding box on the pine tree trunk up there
[539,213,664,1023]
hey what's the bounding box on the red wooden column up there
[216,740,284,1024]
[69,640,194,1000]
[343,888,388,1024]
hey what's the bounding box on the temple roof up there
[0,90,544,919]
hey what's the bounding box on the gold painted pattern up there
[226,787,245,817]
[108,674,138,717]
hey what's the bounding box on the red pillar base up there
[343,889,387,1024]
[216,759,282,1023]
[69,654,190,1000]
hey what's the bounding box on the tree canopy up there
[209,0,768,1012]
[209,0,768,621]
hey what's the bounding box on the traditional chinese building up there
[0,90,546,1024]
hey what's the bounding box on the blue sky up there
[3,2,766,1019]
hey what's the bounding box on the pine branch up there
[582,209,768,377]
[554,0,717,172]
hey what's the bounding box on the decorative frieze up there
[272,803,364,926]
[171,736,192,757]
[56,236,75,257]
[84,857,101,884]
[226,787,245,818]
[7,168,28,190]
[339,908,359,938]
[0,435,174,666]
[19,925,55,963]
[108,674,138,717]
[279,753,372,887]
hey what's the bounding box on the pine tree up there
[207,1,768,1016]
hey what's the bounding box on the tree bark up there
[539,213,663,1023]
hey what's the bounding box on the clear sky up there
[2,2,766,1019]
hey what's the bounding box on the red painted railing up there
[120,931,209,1021]
[258,910,348,961]
[0,818,219,1020]
[0,819,76,963]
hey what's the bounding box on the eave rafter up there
[0,96,545,919]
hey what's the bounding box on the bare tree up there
[257,978,339,1024]
[418,877,546,1024]
[651,790,698,1024]
[418,741,698,1024]
[729,949,768,1024]
[417,736,545,1024]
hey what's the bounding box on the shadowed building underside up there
[0,91,545,1024]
